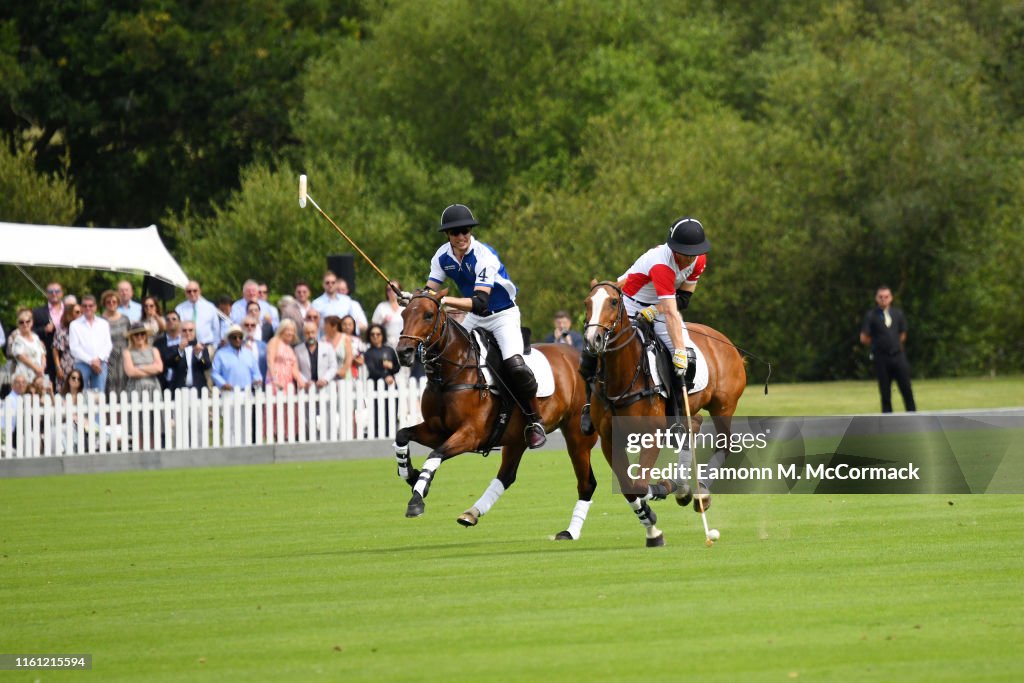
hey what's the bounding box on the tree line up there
[3,0,1023,379]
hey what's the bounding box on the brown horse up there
[393,289,600,539]
[583,281,747,546]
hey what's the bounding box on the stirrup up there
[580,403,594,435]
[525,422,547,449]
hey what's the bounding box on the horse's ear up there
[590,278,599,287]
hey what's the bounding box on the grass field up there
[2,376,1023,681]
[736,374,1024,415]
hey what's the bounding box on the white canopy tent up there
[0,222,189,288]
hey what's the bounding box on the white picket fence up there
[0,376,428,459]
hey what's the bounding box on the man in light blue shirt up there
[175,280,223,347]
[116,280,143,322]
[311,271,367,333]
[230,279,279,330]
[211,325,262,391]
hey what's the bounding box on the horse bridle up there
[585,281,651,406]
[398,291,449,356]
[585,281,638,354]
[398,292,484,388]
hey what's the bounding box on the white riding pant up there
[624,298,693,353]
[461,306,524,360]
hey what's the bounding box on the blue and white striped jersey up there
[427,237,518,312]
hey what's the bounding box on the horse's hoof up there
[675,483,693,507]
[646,533,666,548]
[456,507,480,527]
[405,492,425,518]
[693,492,712,513]
[554,530,575,541]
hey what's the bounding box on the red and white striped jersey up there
[620,245,707,305]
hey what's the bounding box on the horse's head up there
[583,281,627,354]
[397,288,448,366]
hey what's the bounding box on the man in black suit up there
[31,281,65,386]
[153,310,182,390]
[167,321,211,393]
[860,285,917,413]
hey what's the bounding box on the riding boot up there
[580,391,594,436]
[578,349,598,435]
[669,370,685,419]
[524,397,547,449]
[504,354,547,449]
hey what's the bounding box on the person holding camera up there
[167,322,211,393]
[543,310,584,352]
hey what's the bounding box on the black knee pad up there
[503,355,538,396]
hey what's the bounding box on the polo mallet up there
[680,354,718,547]
[298,175,402,297]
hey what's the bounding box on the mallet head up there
[298,174,308,209]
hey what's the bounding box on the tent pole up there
[15,265,47,297]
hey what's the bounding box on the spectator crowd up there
[1,274,600,453]
[0,273,419,402]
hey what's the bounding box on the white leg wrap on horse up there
[629,498,655,528]
[472,479,506,516]
[564,499,592,540]
[394,442,411,479]
[413,456,442,496]
[700,449,727,490]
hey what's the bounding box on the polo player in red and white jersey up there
[579,217,711,434]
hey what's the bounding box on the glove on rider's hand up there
[672,348,689,377]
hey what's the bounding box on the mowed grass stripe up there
[2,455,1023,682]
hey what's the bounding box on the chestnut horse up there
[583,281,747,547]
[393,289,600,540]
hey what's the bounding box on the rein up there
[399,293,488,394]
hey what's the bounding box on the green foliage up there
[168,153,479,304]
[747,1,1022,377]
[0,136,81,225]
[0,137,90,318]
[4,0,1024,378]
[298,0,737,189]
[1,0,361,226]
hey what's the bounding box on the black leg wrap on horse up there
[579,349,598,435]
[580,403,594,436]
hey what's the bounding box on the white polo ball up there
[707,529,720,541]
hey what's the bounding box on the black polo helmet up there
[666,217,711,255]
[439,204,479,232]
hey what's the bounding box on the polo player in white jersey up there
[410,204,547,448]
[579,217,711,434]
